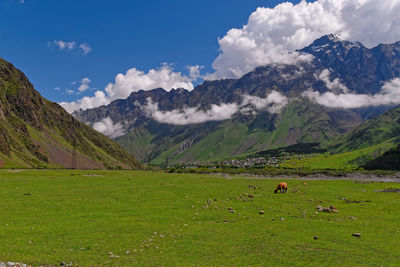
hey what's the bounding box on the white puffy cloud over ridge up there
[208,0,400,79]
[60,64,194,113]
[104,64,194,101]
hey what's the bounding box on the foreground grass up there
[0,170,399,266]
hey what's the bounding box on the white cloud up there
[317,69,349,93]
[51,40,76,51]
[78,77,91,92]
[66,89,74,95]
[54,87,60,91]
[143,99,239,125]
[140,91,288,125]
[49,40,92,55]
[79,43,92,55]
[61,64,195,113]
[92,117,127,139]
[208,0,400,79]
[303,78,400,108]
[104,63,194,101]
[242,91,289,114]
[60,90,109,113]
[188,65,204,80]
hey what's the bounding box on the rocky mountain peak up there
[301,34,363,55]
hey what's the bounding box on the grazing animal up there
[274,182,287,193]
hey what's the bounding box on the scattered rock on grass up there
[316,205,339,213]
[2,263,27,267]
[352,233,361,237]
[314,236,318,240]
[259,211,265,215]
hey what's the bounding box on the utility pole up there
[72,136,77,169]
[71,115,77,169]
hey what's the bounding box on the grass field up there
[1,170,399,266]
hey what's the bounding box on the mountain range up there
[71,34,400,166]
[0,57,141,169]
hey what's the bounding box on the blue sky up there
[2,0,400,113]
[0,0,301,103]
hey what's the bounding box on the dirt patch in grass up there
[344,200,372,204]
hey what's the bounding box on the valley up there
[1,2,400,266]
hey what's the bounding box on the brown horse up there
[274,182,287,193]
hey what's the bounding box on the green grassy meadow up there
[0,170,399,266]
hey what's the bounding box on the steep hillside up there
[0,57,141,169]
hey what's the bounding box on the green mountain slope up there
[140,99,360,166]
[335,105,400,151]
[0,57,141,169]
[269,106,400,170]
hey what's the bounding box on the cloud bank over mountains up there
[62,0,400,113]
[139,91,287,126]
[304,78,400,109]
